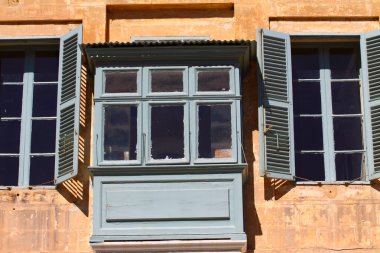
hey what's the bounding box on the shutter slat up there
[260,29,294,180]
[361,30,380,179]
[55,25,82,185]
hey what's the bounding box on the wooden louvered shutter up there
[54,25,82,184]
[361,30,380,180]
[257,29,295,180]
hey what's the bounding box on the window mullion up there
[19,48,35,186]
[321,47,337,182]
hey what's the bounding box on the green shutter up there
[258,29,295,180]
[54,25,82,184]
[361,29,380,180]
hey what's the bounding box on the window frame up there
[93,64,243,167]
[193,100,238,164]
[291,42,367,182]
[144,66,189,96]
[97,101,142,166]
[0,25,83,187]
[0,44,59,187]
[258,28,380,183]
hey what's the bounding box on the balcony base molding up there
[91,239,247,253]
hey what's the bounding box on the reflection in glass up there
[294,117,323,151]
[0,120,20,153]
[291,48,319,80]
[293,82,321,115]
[104,105,138,161]
[198,104,232,159]
[105,71,137,93]
[151,70,183,92]
[151,105,184,160]
[32,84,58,117]
[197,70,230,92]
[31,120,56,153]
[0,52,24,83]
[0,157,19,185]
[335,153,364,181]
[29,156,55,185]
[330,48,359,79]
[333,117,363,151]
[34,51,59,82]
[295,153,325,181]
[0,84,23,117]
[331,82,361,115]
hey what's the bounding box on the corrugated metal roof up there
[83,40,252,48]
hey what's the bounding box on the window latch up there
[264,124,273,135]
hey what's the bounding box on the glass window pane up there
[198,104,232,159]
[335,153,364,181]
[291,48,319,80]
[34,51,59,82]
[0,84,23,117]
[104,105,138,161]
[31,120,56,153]
[294,117,323,150]
[295,153,325,181]
[331,82,361,115]
[333,117,363,151]
[32,84,58,117]
[105,71,137,93]
[151,105,184,160]
[0,156,19,185]
[197,69,230,92]
[293,82,321,115]
[29,156,55,185]
[330,48,359,79]
[0,120,20,153]
[0,52,24,82]
[151,70,183,92]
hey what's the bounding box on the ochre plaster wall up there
[0,0,380,252]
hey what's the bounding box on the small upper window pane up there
[330,48,359,79]
[0,52,24,83]
[151,70,183,92]
[34,51,59,82]
[197,69,230,92]
[198,104,232,159]
[291,48,320,80]
[104,71,138,93]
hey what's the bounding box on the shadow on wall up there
[371,179,380,191]
[57,63,93,217]
[264,178,294,201]
[242,61,262,251]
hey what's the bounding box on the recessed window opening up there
[292,43,365,182]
